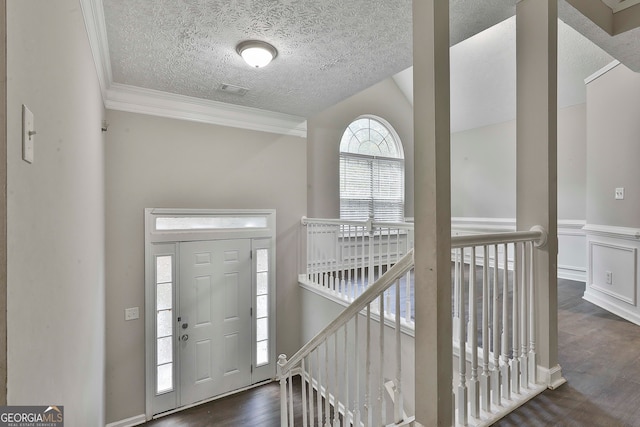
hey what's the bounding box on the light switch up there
[22,105,35,163]
[615,187,624,200]
[125,307,140,321]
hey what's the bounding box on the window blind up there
[340,154,404,222]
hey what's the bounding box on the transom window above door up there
[339,116,405,222]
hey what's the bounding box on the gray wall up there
[7,1,106,425]
[105,110,306,422]
[451,103,586,220]
[307,78,414,218]
[586,64,640,227]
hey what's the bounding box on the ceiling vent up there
[217,83,249,96]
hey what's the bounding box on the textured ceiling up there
[104,0,413,117]
[102,0,640,119]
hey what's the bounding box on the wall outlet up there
[125,307,140,321]
[615,188,624,200]
[605,271,613,285]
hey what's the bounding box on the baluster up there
[404,230,412,325]
[306,222,311,282]
[333,334,339,427]
[378,294,385,426]
[385,228,392,317]
[453,247,460,341]
[347,225,353,300]
[365,304,372,427]
[528,241,537,384]
[457,247,468,426]
[343,323,349,426]
[322,225,328,289]
[520,242,529,389]
[288,370,294,427]
[337,225,344,297]
[469,247,480,418]
[512,242,521,395]
[308,354,315,426]
[354,313,361,427]
[360,224,366,295]
[394,278,403,423]
[302,357,308,427]
[491,244,502,406]
[481,245,491,413]
[316,350,323,426]
[278,354,288,427]
[501,243,511,400]
[529,242,538,384]
[368,218,375,290]
[324,342,330,427]
[309,223,315,284]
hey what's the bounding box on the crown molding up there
[80,0,307,138]
[105,83,308,137]
[79,0,112,101]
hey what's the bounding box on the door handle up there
[181,334,189,342]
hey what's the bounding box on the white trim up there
[583,290,640,326]
[583,223,640,241]
[79,0,112,101]
[105,83,307,137]
[80,0,308,137]
[584,60,621,85]
[105,414,146,427]
[451,217,515,234]
[588,241,637,305]
[612,0,640,13]
[537,365,566,390]
[558,264,586,282]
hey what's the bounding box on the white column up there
[413,0,453,425]
[516,0,565,389]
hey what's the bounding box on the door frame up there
[144,208,277,420]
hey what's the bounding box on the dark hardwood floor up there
[143,279,640,426]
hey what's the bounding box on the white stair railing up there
[280,250,416,427]
[302,217,414,326]
[298,217,549,426]
[451,227,547,426]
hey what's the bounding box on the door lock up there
[182,322,188,329]
[181,334,189,342]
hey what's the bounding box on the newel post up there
[278,354,288,427]
[516,0,565,389]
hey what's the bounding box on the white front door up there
[179,239,252,406]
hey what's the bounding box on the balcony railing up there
[286,217,548,426]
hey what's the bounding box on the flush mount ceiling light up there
[236,40,278,68]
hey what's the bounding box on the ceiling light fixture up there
[236,40,278,68]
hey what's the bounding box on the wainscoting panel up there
[584,224,640,326]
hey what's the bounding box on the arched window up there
[339,116,404,222]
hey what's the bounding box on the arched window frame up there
[339,115,405,222]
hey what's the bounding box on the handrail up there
[451,225,547,248]
[301,216,414,230]
[280,248,415,373]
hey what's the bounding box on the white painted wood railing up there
[451,227,547,426]
[301,216,414,326]
[281,250,416,427]
[295,217,549,426]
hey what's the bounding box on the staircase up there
[278,217,550,426]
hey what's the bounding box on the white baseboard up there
[558,265,586,282]
[583,290,640,326]
[537,364,566,390]
[106,414,146,427]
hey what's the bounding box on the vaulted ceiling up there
[92,0,640,131]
